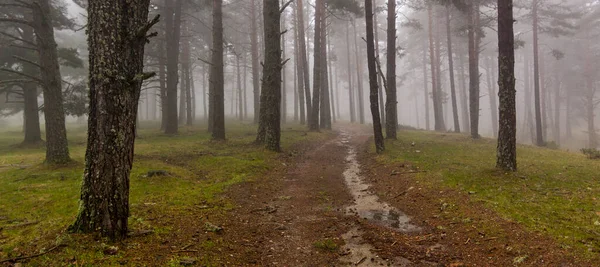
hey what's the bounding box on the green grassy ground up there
[381,130,600,259]
[0,121,329,264]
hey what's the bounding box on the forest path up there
[221,125,429,266]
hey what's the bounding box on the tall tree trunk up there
[496,0,516,171]
[532,0,543,145]
[70,0,154,239]
[385,0,397,139]
[33,0,70,164]
[423,42,430,131]
[281,6,287,124]
[211,0,225,140]
[251,0,261,123]
[353,20,365,124]
[428,4,444,132]
[179,63,187,125]
[468,0,481,139]
[327,30,336,124]
[165,0,182,134]
[296,0,312,123]
[237,55,244,121]
[190,66,196,122]
[319,9,331,130]
[485,57,499,137]
[309,0,323,131]
[445,4,460,133]
[373,5,385,126]
[365,0,385,153]
[433,6,445,131]
[185,56,193,126]
[553,62,560,145]
[243,54,248,120]
[346,20,356,123]
[159,40,168,130]
[293,8,304,123]
[202,64,207,121]
[21,25,42,145]
[256,0,282,151]
[457,44,470,133]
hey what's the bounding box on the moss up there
[380,130,600,259]
[0,122,327,265]
[313,238,339,252]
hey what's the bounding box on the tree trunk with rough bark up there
[33,0,70,164]
[445,4,460,133]
[211,0,225,140]
[293,8,304,123]
[365,0,385,154]
[296,0,311,124]
[256,0,282,151]
[353,20,365,124]
[422,41,430,131]
[250,0,261,124]
[496,0,517,171]
[346,20,356,123]
[70,0,154,239]
[385,0,397,139]
[373,5,385,126]
[532,0,543,146]
[309,0,323,131]
[468,0,481,139]
[428,4,444,132]
[319,10,331,130]
[164,0,182,135]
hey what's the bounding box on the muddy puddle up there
[338,132,420,266]
[339,133,420,233]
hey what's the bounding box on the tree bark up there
[327,29,336,124]
[422,40,430,131]
[296,0,312,124]
[33,0,70,164]
[319,9,331,130]
[428,4,444,132]
[445,4,460,133]
[457,44,470,133]
[346,20,356,123]
[293,7,304,123]
[365,0,385,153]
[211,0,225,140]
[468,0,481,139]
[353,20,365,124]
[373,5,385,126]
[309,0,323,131]
[164,0,182,135]
[281,6,287,124]
[159,39,167,130]
[256,0,282,151]
[496,0,517,171]
[532,0,543,145]
[385,0,397,139]
[250,0,261,124]
[70,0,153,239]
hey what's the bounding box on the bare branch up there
[280,0,294,13]
[0,68,43,83]
[13,55,42,69]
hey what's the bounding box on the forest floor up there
[0,123,599,266]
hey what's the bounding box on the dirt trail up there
[221,126,434,266]
[219,125,585,266]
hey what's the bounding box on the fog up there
[1,0,598,151]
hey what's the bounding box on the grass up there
[380,130,600,259]
[313,238,339,252]
[0,120,330,264]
